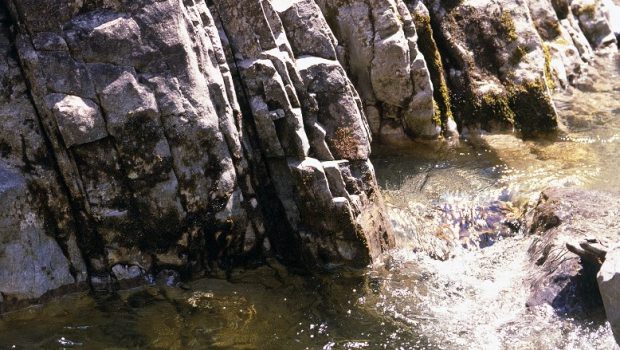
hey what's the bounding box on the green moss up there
[509,45,527,66]
[432,99,442,126]
[509,79,558,136]
[414,13,454,132]
[500,10,518,42]
[473,91,516,127]
[542,44,556,90]
[459,79,558,137]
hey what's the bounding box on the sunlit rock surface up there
[525,188,619,313]
[0,0,617,310]
[599,245,620,344]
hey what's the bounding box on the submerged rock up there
[525,188,619,315]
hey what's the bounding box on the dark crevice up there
[210,3,306,271]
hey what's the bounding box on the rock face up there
[423,0,616,136]
[0,6,88,308]
[315,0,446,141]
[525,188,619,314]
[598,246,620,344]
[0,0,616,309]
[0,0,395,309]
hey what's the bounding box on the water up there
[1,54,618,349]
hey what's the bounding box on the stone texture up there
[316,0,441,141]
[44,93,108,147]
[0,0,616,310]
[0,6,87,308]
[572,0,618,49]
[598,245,620,344]
[0,0,396,309]
[525,188,619,314]
[210,0,394,267]
[424,0,561,136]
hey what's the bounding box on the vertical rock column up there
[211,0,394,268]
[315,0,445,142]
[527,0,589,89]
[0,3,87,309]
[4,0,263,286]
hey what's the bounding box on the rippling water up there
[1,54,619,350]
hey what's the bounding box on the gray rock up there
[0,9,87,308]
[525,188,620,314]
[0,165,76,301]
[213,0,394,267]
[0,0,615,310]
[425,0,560,136]
[572,0,618,49]
[316,0,440,140]
[44,93,108,148]
[598,246,620,345]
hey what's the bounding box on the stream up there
[0,53,618,350]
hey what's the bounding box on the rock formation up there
[0,0,616,310]
[524,188,619,314]
[598,245,620,344]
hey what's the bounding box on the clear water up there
[1,54,618,350]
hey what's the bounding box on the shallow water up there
[1,54,619,349]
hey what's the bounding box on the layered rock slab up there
[525,188,619,314]
[598,246,620,344]
[5,0,260,283]
[210,0,394,267]
[424,0,561,136]
[315,0,450,141]
[0,6,87,308]
[0,0,395,309]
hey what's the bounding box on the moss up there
[474,91,516,127]
[461,78,558,136]
[432,99,442,126]
[500,10,518,42]
[576,3,598,17]
[509,45,527,66]
[508,79,558,136]
[414,13,454,132]
[542,44,556,90]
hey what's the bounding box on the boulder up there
[424,0,560,137]
[598,246,620,344]
[525,188,620,314]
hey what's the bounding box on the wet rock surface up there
[525,188,620,314]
